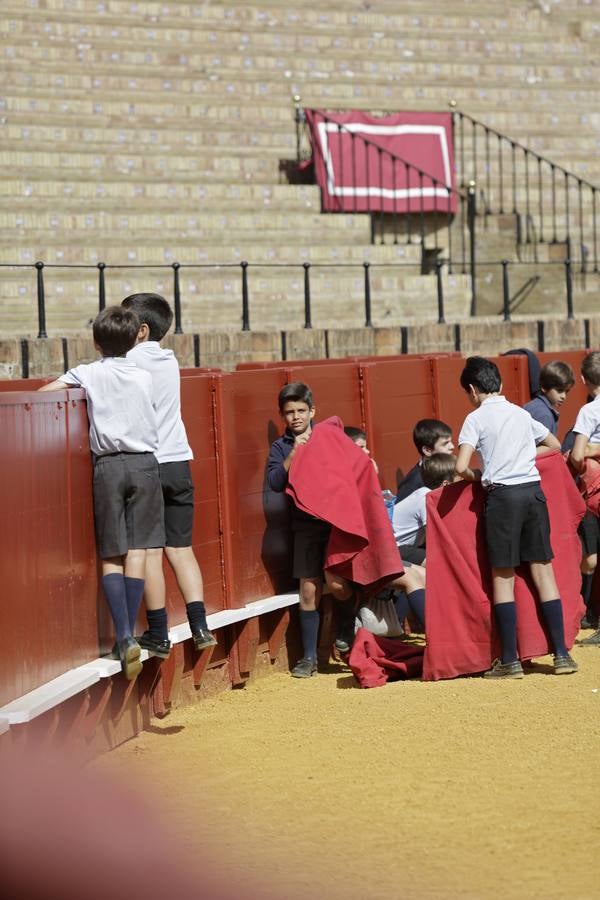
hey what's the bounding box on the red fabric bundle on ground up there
[349,627,425,688]
[286,417,403,594]
[423,452,585,681]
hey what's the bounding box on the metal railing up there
[0,256,585,341]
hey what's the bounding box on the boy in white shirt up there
[39,306,165,679]
[121,293,216,657]
[455,356,577,678]
[392,453,457,564]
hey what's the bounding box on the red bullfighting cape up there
[423,451,585,681]
[577,457,600,516]
[349,628,424,688]
[286,417,403,593]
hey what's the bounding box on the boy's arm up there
[535,432,561,455]
[455,443,481,482]
[571,433,590,473]
[38,379,71,392]
[584,443,600,459]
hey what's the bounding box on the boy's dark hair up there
[539,361,575,392]
[278,381,314,411]
[460,356,501,394]
[412,419,452,454]
[344,426,366,442]
[121,293,173,341]
[581,352,600,388]
[93,306,140,357]
[421,453,457,490]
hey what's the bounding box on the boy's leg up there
[102,557,143,680]
[323,570,356,653]
[165,545,216,649]
[389,565,426,630]
[529,560,577,671]
[292,576,322,677]
[484,567,524,678]
[136,547,171,657]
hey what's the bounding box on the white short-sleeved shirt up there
[573,395,600,444]
[392,486,430,546]
[61,357,158,457]
[127,341,192,464]
[458,395,548,487]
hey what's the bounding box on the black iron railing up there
[0,257,586,340]
[451,105,600,273]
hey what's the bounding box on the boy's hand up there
[294,427,312,447]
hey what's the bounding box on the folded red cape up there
[349,627,425,688]
[577,457,600,516]
[423,451,585,681]
[286,417,403,593]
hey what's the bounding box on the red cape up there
[348,628,425,688]
[286,417,403,593]
[423,452,586,681]
[577,457,600,516]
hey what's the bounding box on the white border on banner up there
[316,121,453,199]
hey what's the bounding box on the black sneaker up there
[105,643,119,661]
[577,629,600,646]
[118,636,143,681]
[137,631,171,659]
[580,614,599,630]
[192,628,217,651]
[483,658,524,679]
[554,653,578,674]
[291,657,318,678]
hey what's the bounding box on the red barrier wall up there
[536,350,588,442]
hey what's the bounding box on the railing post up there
[363,262,372,327]
[97,261,106,311]
[241,261,250,331]
[293,94,303,165]
[468,181,477,316]
[501,259,511,321]
[303,262,312,329]
[172,262,183,333]
[435,260,445,324]
[565,258,574,319]
[35,261,47,339]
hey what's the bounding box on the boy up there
[121,293,216,656]
[343,425,379,475]
[524,360,575,436]
[568,351,600,644]
[392,453,457,564]
[39,306,165,679]
[396,419,454,503]
[267,382,330,677]
[455,356,577,678]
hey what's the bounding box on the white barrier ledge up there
[0,669,99,725]
[0,716,10,736]
[169,592,298,644]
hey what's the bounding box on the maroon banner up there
[305,109,457,214]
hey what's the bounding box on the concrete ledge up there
[0,669,100,725]
[0,716,10,736]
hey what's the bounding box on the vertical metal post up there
[303,262,312,329]
[524,150,530,241]
[565,258,574,319]
[377,148,384,243]
[468,181,477,316]
[511,142,517,214]
[351,131,357,214]
[293,94,303,165]
[435,260,445,324]
[578,178,585,273]
[35,261,47,339]
[363,262,372,327]
[564,171,570,246]
[593,186,598,273]
[405,162,412,244]
[501,260,511,321]
[241,261,250,331]
[418,170,426,250]
[551,164,557,243]
[97,262,106,311]
[337,122,344,215]
[447,189,453,275]
[498,134,504,214]
[172,262,183,333]
[485,126,491,212]
[20,338,29,378]
[537,157,544,243]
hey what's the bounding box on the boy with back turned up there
[455,356,577,678]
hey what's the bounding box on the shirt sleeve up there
[60,365,87,387]
[573,403,597,439]
[266,441,289,493]
[458,412,479,450]
[529,416,549,445]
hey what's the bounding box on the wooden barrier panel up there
[285,362,363,429]
[236,352,459,372]
[0,390,97,706]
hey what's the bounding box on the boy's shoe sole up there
[118,637,143,681]
[137,631,171,659]
[483,659,524,679]
[554,653,578,674]
[291,658,318,678]
[192,628,217,651]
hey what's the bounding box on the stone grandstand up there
[1,0,600,349]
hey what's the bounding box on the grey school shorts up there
[484,481,553,569]
[93,452,165,559]
[159,459,195,547]
[291,517,331,580]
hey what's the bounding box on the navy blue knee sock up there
[102,573,130,642]
[299,609,319,662]
[493,602,519,664]
[407,589,426,631]
[186,601,208,632]
[146,607,169,642]
[124,576,145,635]
[393,591,409,623]
[540,598,568,657]
[582,573,594,612]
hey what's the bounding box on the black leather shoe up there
[137,631,171,659]
[192,628,217,651]
[118,636,143,680]
[105,643,119,661]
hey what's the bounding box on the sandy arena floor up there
[96,637,600,900]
